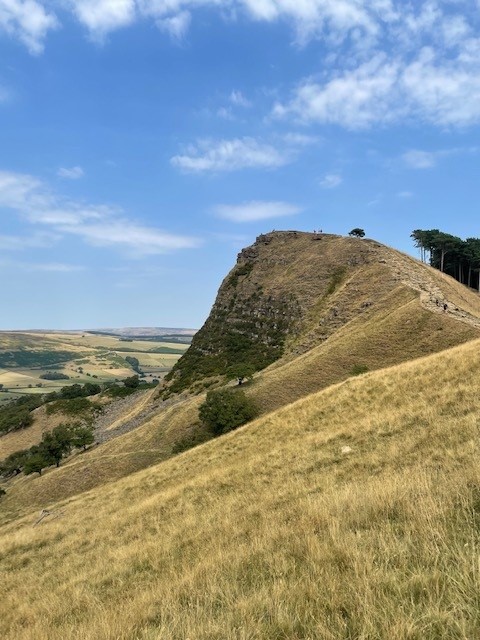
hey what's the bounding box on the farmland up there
[0,330,192,403]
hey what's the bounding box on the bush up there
[350,364,369,376]
[226,364,256,385]
[40,372,70,381]
[124,375,140,389]
[199,388,258,436]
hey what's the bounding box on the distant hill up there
[91,327,197,338]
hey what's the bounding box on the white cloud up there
[69,0,136,38]
[156,10,191,40]
[171,137,290,172]
[0,0,58,54]
[273,55,402,129]
[216,106,234,120]
[213,200,302,223]
[31,262,86,272]
[274,37,480,130]
[4,1,480,137]
[0,170,201,256]
[61,221,200,254]
[57,166,85,179]
[0,231,59,251]
[319,173,342,189]
[397,191,413,198]
[401,147,478,169]
[230,90,251,108]
[402,150,437,169]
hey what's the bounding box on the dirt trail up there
[93,390,188,444]
[372,243,480,329]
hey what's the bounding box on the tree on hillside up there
[71,424,95,451]
[349,228,365,238]
[199,388,258,436]
[226,363,256,385]
[0,450,29,478]
[411,228,480,291]
[23,452,48,476]
[40,425,73,468]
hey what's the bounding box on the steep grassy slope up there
[2,338,480,639]
[3,234,480,516]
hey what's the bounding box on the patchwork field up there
[0,331,191,403]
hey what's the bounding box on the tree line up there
[0,422,95,478]
[411,229,480,290]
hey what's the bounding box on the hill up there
[3,232,480,516]
[2,335,480,639]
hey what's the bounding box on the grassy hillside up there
[2,337,480,639]
[3,235,480,515]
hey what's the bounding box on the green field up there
[0,331,191,402]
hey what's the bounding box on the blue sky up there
[1,1,480,329]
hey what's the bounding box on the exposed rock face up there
[165,232,373,393]
[164,230,480,395]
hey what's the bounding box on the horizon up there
[2,1,480,329]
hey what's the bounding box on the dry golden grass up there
[0,406,79,459]
[0,394,203,519]
[248,283,480,414]
[2,338,480,639]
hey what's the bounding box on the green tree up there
[199,388,258,436]
[23,452,48,476]
[72,424,95,451]
[226,363,256,385]
[0,450,29,477]
[349,228,365,238]
[124,375,140,389]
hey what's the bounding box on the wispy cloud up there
[0,170,201,256]
[402,147,478,169]
[397,191,414,198]
[57,166,85,180]
[31,262,86,272]
[230,90,251,108]
[402,150,437,169]
[0,231,59,251]
[274,42,480,130]
[319,173,342,189]
[0,257,85,273]
[156,10,191,41]
[213,200,302,223]
[171,137,291,173]
[0,0,58,54]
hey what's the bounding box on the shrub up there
[40,372,70,381]
[124,375,140,389]
[350,364,369,376]
[199,388,258,436]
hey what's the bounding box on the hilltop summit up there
[165,231,480,397]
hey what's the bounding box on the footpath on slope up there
[372,243,480,330]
